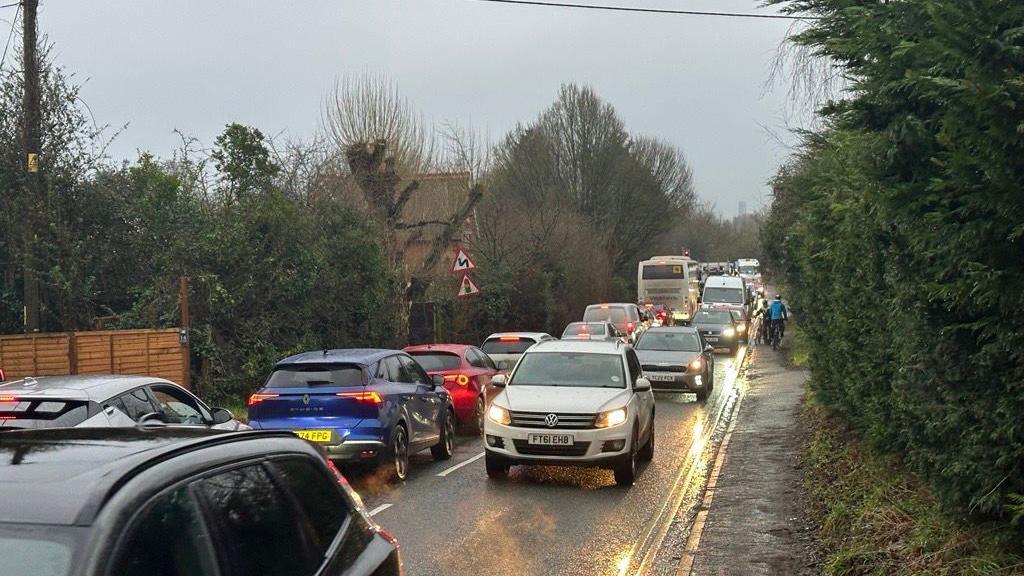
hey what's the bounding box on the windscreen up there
[512,352,625,388]
[0,398,91,429]
[642,264,685,280]
[636,331,701,352]
[481,338,534,355]
[739,266,758,275]
[265,364,364,388]
[583,307,628,323]
[0,525,78,576]
[694,310,734,324]
[702,287,744,305]
[562,323,608,337]
[407,352,461,371]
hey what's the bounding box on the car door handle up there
[400,394,414,401]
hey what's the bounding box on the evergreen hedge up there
[765,0,1024,518]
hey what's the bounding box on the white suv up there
[483,340,656,486]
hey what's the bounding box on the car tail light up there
[443,374,471,386]
[0,395,17,402]
[337,391,384,404]
[0,369,5,381]
[247,393,278,406]
[626,322,635,333]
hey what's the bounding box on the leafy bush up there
[766,0,1024,519]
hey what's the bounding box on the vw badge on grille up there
[545,413,559,428]
[302,394,310,405]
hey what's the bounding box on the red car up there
[403,344,501,433]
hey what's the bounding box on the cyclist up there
[753,295,770,344]
[769,294,788,345]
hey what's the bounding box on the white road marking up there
[368,503,392,516]
[437,451,485,477]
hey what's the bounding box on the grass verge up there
[802,393,1024,576]
[790,325,811,368]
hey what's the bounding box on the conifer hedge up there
[765,0,1024,518]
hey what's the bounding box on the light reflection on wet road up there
[345,348,749,576]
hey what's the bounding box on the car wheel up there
[475,396,485,436]
[384,425,409,483]
[431,409,455,461]
[639,417,654,461]
[614,427,639,487]
[485,452,509,479]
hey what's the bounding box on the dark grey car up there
[690,309,741,355]
[634,327,716,400]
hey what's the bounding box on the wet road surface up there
[345,348,749,576]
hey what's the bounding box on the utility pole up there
[22,0,41,332]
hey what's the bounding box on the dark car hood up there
[691,322,729,331]
[635,349,701,365]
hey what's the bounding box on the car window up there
[271,458,350,555]
[400,355,430,385]
[408,352,462,371]
[465,348,486,369]
[382,356,408,383]
[150,386,208,425]
[117,388,158,420]
[376,358,391,380]
[512,352,626,389]
[481,338,534,355]
[266,364,364,388]
[200,464,320,576]
[109,485,217,576]
[474,348,497,370]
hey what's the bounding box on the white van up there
[701,276,747,308]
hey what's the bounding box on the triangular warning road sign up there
[457,274,481,298]
[450,248,477,274]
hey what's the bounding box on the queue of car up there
[0,267,758,575]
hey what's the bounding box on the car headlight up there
[689,357,703,371]
[722,327,736,338]
[488,404,511,426]
[594,407,627,429]
[737,323,747,334]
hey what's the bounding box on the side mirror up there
[634,377,651,392]
[210,407,234,425]
[431,374,445,389]
[704,345,714,353]
[492,374,508,388]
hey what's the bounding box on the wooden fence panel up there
[0,328,188,388]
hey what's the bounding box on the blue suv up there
[248,349,456,481]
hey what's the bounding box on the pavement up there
[683,331,820,576]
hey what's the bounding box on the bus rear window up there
[642,264,685,280]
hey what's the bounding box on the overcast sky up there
[33,0,807,217]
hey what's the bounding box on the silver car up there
[0,375,247,430]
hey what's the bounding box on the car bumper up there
[699,333,737,350]
[251,421,388,462]
[445,386,479,423]
[642,372,707,393]
[482,420,631,467]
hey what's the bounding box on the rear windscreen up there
[407,352,461,371]
[642,264,685,279]
[562,323,608,337]
[0,399,91,429]
[265,364,364,388]
[481,338,534,355]
[583,307,628,323]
